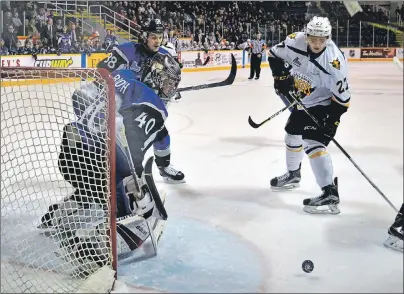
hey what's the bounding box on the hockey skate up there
[384,213,403,252]
[303,177,340,214]
[158,164,185,184]
[270,165,301,191]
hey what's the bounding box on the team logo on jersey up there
[288,33,297,39]
[330,58,341,70]
[294,73,315,97]
[130,60,142,73]
[292,57,301,67]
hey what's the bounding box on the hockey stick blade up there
[248,102,296,129]
[178,53,237,92]
[247,116,262,128]
[144,156,168,220]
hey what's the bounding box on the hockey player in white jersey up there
[268,16,350,214]
[161,40,177,59]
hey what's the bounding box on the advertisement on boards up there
[178,50,244,69]
[87,53,110,68]
[360,48,396,58]
[0,54,82,68]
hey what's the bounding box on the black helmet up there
[143,19,164,35]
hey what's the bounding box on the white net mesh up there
[1,68,116,293]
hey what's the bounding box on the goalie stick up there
[119,126,167,254]
[178,53,237,92]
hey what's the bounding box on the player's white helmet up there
[306,16,331,37]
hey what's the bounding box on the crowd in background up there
[0,1,118,55]
[1,1,402,56]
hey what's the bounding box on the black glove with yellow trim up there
[321,100,348,138]
[268,56,294,99]
[322,115,340,138]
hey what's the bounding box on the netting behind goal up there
[1,68,117,293]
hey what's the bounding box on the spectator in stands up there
[41,18,55,47]
[33,40,47,54]
[92,38,104,52]
[12,12,23,35]
[0,38,10,56]
[26,18,39,38]
[68,22,81,44]
[72,41,83,53]
[19,38,34,55]
[103,29,118,51]
[58,26,72,53]
[36,7,47,25]
[193,29,205,45]
[82,38,95,54]
[4,11,13,28]
[2,25,18,52]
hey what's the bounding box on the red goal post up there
[1,67,117,293]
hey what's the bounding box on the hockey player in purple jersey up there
[38,53,181,272]
[97,19,185,184]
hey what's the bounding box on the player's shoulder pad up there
[283,31,306,50]
[163,42,175,50]
[158,47,170,55]
[111,41,138,62]
[285,32,305,43]
[326,41,347,73]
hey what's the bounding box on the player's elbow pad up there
[268,56,290,77]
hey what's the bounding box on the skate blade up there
[383,235,403,252]
[162,177,186,184]
[270,183,300,191]
[303,204,340,215]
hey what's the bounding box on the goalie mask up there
[141,52,181,101]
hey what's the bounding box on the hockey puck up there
[302,260,314,273]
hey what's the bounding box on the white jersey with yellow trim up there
[161,41,177,58]
[269,32,351,109]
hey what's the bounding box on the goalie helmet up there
[141,52,181,101]
[306,16,332,38]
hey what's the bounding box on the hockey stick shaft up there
[178,54,237,92]
[248,101,296,128]
[119,127,141,191]
[288,91,398,213]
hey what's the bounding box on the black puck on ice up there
[302,260,314,273]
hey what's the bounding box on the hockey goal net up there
[1,67,117,293]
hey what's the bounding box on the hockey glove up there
[274,75,295,100]
[321,99,348,138]
[268,56,294,99]
[321,115,340,138]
